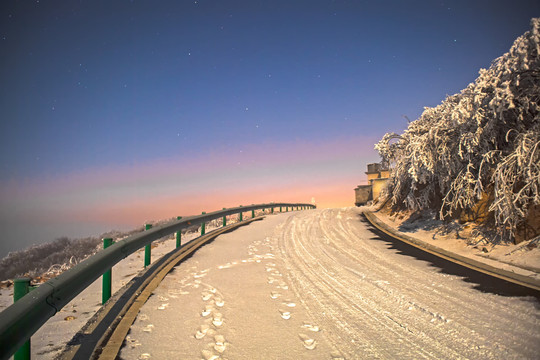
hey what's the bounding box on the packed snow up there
[120,208,539,359]
[1,208,538,359]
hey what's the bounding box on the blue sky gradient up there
[1,0,539,256]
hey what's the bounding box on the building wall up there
[355,162,390,206]
[354,185,372,206]
[371,178,389,201]
[366,172,380,181]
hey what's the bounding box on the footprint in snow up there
[201,305,214,317]
[195,324,210,340]
[138,353,151,359]
[299,333,317,350]
[126,336,142,348]
[168,289,188,298]
[270,291,281,299]
[202,292,213,301]
[142,324,154,333]
[212,313,224,327]
[282,301,296,308]
[330,350,345,359]
[213,334,227,353]
[278,282,289,290]
[201,349,220,360]
[302,322,321,332]
[279,309,291,320]
[214,297,225,307]
[217,263,233,269]
[157,303,168,310]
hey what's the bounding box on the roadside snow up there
[367,205,540,280]
[0,230,205,359]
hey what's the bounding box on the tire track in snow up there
[276,208,540,359]
[278,211,445,359]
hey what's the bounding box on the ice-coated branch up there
[374,18,540,242]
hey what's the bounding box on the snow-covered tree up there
[376,18,540,243]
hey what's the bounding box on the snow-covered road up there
[120,208,540,359]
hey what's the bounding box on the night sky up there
[1,0,539,256]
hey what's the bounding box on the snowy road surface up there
[120,208,540,359]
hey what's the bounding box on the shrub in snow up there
[376,18,540,243]
[0,236,101,281]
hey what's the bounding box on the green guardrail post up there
[201,212,206,235]
[252,209,255,218]
[280,206,282,213]
[239,206,243,221]
[144,224,152,268]
[102,238,113,304]
[222,208,227,227]
[14,278,31,360]
[176,216,182,248]
[271,207,274,214]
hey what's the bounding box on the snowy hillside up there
[376,18,540,244]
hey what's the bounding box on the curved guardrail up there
[0,202,314,359]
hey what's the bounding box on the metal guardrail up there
[0,202,315,359]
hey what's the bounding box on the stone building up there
[354,163,390,206]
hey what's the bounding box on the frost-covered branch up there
[374,18,540,242]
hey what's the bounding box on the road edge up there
[363,210,540,292]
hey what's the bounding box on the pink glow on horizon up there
[72,176,359,227]
[1,136,379,234]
